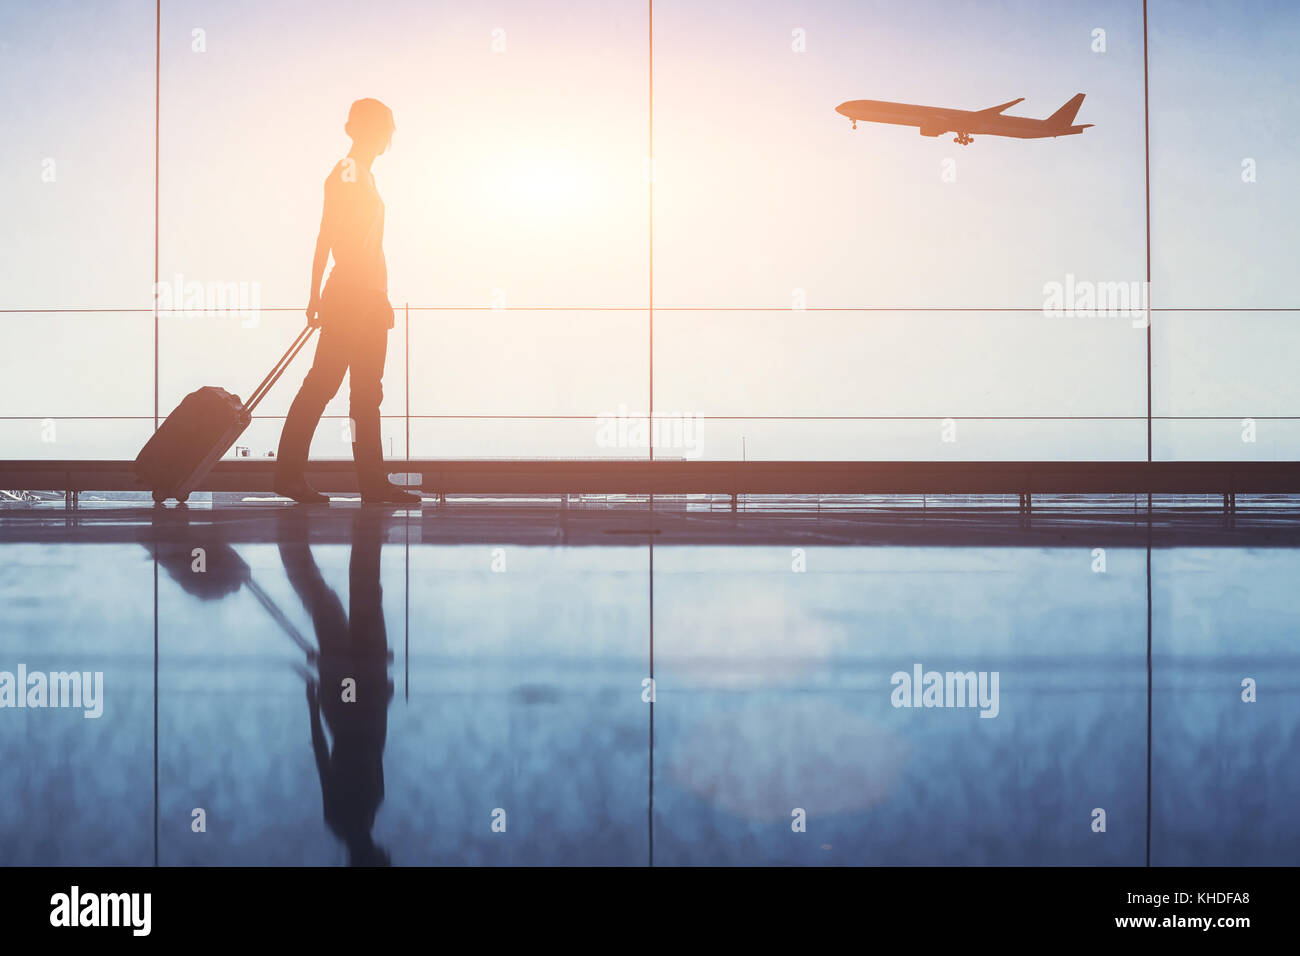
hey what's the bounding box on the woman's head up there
[345,98,395,155]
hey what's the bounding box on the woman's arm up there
[306,182,337,325]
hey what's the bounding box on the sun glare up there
[483,146,609,220]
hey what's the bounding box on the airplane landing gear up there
[953,133,973,145]
[851,119,857,130]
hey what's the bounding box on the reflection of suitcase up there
[134,325,316,503]
[142,532,319,659]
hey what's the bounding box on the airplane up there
[835,93,1092,145]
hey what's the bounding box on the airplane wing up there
[976,97,1024,115]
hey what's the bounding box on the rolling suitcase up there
[135,325,317,503]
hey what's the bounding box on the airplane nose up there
[835,102,849,115]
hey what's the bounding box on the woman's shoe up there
[274,475,330,504]
[360,482,422,505]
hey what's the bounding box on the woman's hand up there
[306,294,322,328]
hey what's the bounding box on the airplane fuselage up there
[835,95,1091,143]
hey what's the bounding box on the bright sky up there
[1,0,1297,461]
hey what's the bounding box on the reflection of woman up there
[279,509,394,866]
[275,98,419,505]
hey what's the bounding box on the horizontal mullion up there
[3,306,1300,314]
[3,415,1296,422]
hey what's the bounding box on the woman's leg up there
[275,325,349,501]
[348,320,419,504]
[348,321,387,489]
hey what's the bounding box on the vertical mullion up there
[152,555,159,866]
[405,302,410,463]
[647,0,655,869]
[1142,1,1154,868]
[1143,0,1152,464]
[648,0,654,462]
[154,0,161,430]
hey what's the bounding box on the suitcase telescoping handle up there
[243,324,317,415]
[243,577,318,660]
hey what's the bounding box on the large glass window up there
[2,0,1295,464]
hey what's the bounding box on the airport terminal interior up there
[3,0,1299,867]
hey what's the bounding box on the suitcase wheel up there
[152,490,167,504]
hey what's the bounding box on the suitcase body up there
[135,326,315,503]
[135,387,251,502]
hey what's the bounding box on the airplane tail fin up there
[1048,93,1086,127]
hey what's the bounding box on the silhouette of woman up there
[279,508,394,866]
[275,98,419,505]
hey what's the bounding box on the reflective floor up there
[1,501,1297,866]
